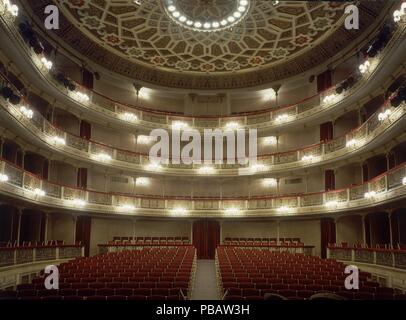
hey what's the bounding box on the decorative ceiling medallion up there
[163,0,251,32]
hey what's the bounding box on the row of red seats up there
[217,247,395,300]
[17,282,189,291]
[1,246,196,300]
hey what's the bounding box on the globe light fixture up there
[163,0,250,33]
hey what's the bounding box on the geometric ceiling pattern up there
[25,0,389,89]
[59,0,348,73]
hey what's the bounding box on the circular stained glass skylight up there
[163,0,251,32]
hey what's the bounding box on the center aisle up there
[191,260,220,300]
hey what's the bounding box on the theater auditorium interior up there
[0,0,405,305]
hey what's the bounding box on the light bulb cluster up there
[402,176,406,186]
[40,57,53,70]
[137,135,154,144]
[121,112,138,122]
[2,0,18,16]
[263,136,277,146]
[164,0,250,32]
[262,178,277,187]
[346,139,357,148]
[249,163,268,173]
[135,177,150,186]
[277,206,291,213]
[224,121,241,131]
[323,94,337,104]
[275,114,289,123]
[325,200,339,208]
[73,91,90,103]
[119,204,137,212]
[34,188,45,196]
[19,106,33,119]
[172,121,189,130]
[301,155,315,162]
[198,166,215,175]
[52,136,66,145]
[0,174,9,182]
[145,162,162,171]
[224,207,241,215]
[393,2,406,22]
[378,109,392,121]
[364,191,377,199]
[95,153,112,162]
[170,207,188,215]
[72,199,86,206]
[359,60,371,74]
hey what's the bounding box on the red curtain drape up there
[80,120,92,140]
[325,170,335,191]
[77,168,88,189]
[193,220,220,259]
[320,122,333,142]
[320,218,336,259]
[317,70,332,93]
[82,69,94,90]
[76,216,92,257]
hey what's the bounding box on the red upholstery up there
[218,247,394,300]
[2,247,195,301]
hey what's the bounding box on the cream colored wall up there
[133,220,191,238]
[222,221,278,240]
[89,218,192,255]
[336,215,363,246]
[89,217,134,256]
[49,162,77,187]
[335,164,362,189]
[48,213,75,244]
[92,124,136,151]
[279,219,321,256]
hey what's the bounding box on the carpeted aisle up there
[191,260,220,300]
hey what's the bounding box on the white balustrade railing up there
[0,159,404,215]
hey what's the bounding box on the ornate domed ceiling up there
[25,0,389,89]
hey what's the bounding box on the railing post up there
[32,248,36,263]
[13,249,17,265]
[373,250,377,265]
[351,249,355,262]
[56,247,59,260]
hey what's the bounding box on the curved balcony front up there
[0,158,405,218]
